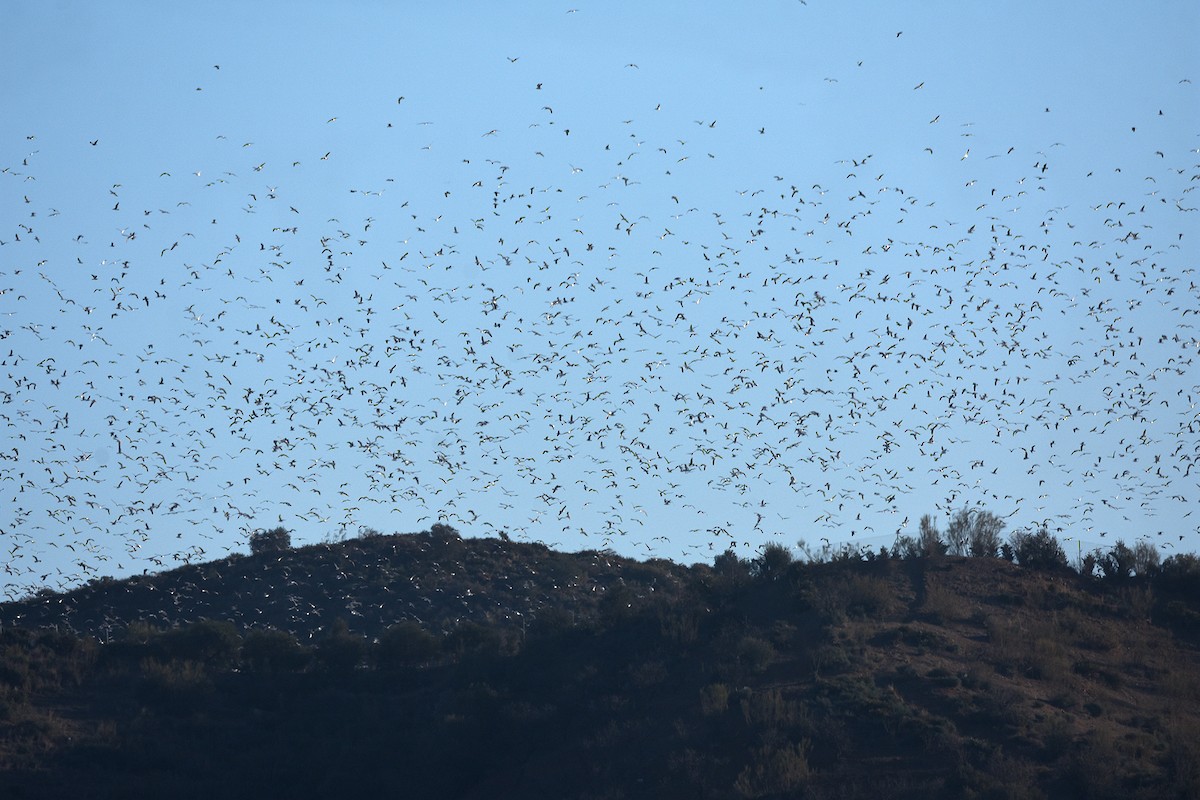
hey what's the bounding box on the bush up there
[1096,540,1158,581]
[528,607,576,637]
[249,526,291,556]
[137,659,213,714]
[241,629,308,674]
[1158,553,1200,597]
[944,507,1006,558]
[159,620,241,668]
[429,523,461,541]
[446,620,503,658]
[314,619,367,673]
[918,514,947,557]
[1009,528,1068,571]
[734,740,811,798]
[1133,540,1161,576]
[737,636,776,673]
[751,542,794,580]
[839,573,896,618]
[699,683,730,716]
[714,549,751,581]
[376,621,441,669]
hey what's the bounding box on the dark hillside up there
[2,530,1200,799]
[0,526,693,643]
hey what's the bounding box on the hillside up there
[1,529,1199,799]
[0,525,693,643]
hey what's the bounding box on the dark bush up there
[429,522,461,541]
[714,548,751,581]
[1158,553,1200,598]
[945,507,1006,558]
[159,620,241,668]
[376,621,441,669]
[314,619,367,673]
[249,526,292,555]
[446,620,503,658]
[918,514,947,557]
[241,628,308,674]
[1009,528,1069,571]
[1133,540,1161,577]
[1096,540,1158,581]
[528,607,577,637]
[734,740,811,798]
[737,636,776,673]
[751,543,794,580]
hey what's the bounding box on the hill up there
[1,527,1199,799]
[0,524,693,643]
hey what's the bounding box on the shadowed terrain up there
[1,526,1199,799]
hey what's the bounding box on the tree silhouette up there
[945,507,1005,557]
[1008,527,1068,571]
[249,526,292,556]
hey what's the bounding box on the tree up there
[1098,540,1159,582]
[445,620,503,658]
[1132,540,1161,577]
[160,620,242,668]
[376,621,441,669]
[241,628,309,674]
[249,526,291,555]
[315,618,367,673]
[1158,553,1200,597]
[1008,527,1069,571]
[713,549,751,581]
[751,542,794,580]
[968,511,1005,558]
[945,507,1006,557]
[917,514,946,557]
[429,523,461,541]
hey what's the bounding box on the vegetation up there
[248,525,292,556]
[0,516,1198,799]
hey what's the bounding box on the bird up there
[2,17,1194,599]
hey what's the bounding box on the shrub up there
[1009,528,1068,571]
[739,687,803,729]
[376,621,441,669]
[751,542,794,580]
[446,620,503,658]
[893,515,948,559]
[528,607,576,637]
[944,507,1006,557]
[159,620,241,668]
[241,629,308,674]
[699,683,730,716]
[1133,540,1161,576]
[714,548,751,581]
[658,602,702,645]
[429,522,461,541]
[137,659,212,714]
[314,619,367,673]
[737,636,776,673]
[838,573,897,619]
[598,583,638,626]
[249,526,291,556]
[1097,540,1161,581]
[1158,553,1200,597]
[918,514,947,557]
[734,740,811,798]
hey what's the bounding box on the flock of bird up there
[2,35,1198,598]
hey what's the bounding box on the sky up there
[2,1,1198,598]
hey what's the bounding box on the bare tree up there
[918,514,944,557]
[944,507,1005,557]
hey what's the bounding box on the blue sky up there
[2,1,1198,597]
